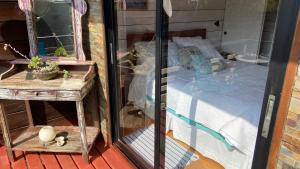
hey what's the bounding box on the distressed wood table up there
[0,60,99,164]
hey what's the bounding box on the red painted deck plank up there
[0,142,136,169]
[71,153,95,169]
[90,148,111,169]
[55,153,77,169]
[11,151,27,169]
[1,119,135,169]
[0,145,11,169]
[95,142,134,169]
[40,153,61,169]
[25,152,44,169]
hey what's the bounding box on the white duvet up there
[128,61,268,155]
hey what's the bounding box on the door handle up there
[110,43,114,65]
[262,94,276,138]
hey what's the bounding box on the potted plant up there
[3,44,71,81]
[28,56,60,80]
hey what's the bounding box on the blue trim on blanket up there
[146,95,234,151]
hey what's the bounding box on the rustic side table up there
[0,60,99,164]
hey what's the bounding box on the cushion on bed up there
[177,46,226,77]
[173,36,223,59]
[177,46,200,69]
[190,53,213,77]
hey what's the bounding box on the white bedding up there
[169,112,253,169]
[128,61,268,155]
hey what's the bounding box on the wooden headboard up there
[126,29,206,48]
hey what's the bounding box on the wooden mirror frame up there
[17,0,87,61]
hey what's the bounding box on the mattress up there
[128,61,268,155]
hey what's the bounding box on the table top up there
[0,70,92,91]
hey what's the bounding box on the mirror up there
[34,0,74,57]
[18,0,87,61]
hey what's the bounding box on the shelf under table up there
[12,126,100,153]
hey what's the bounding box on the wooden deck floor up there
[0,138,136,169]
[0,116,136,169]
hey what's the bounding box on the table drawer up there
[16,90,56,97]
[0,89,82,101]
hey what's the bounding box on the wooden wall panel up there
[30,101,77,125]
[117,0,226,51]
[0,101,79,134]
[0,2,25,22]
[146,0,226,10]
[0,1,29,60]
[2,101,28,132]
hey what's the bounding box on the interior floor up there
[120,104,224,169]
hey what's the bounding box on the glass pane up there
[114,0,156,167]
[34,0,75,57]
[162,0,279,168]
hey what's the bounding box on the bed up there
[124,30,268,169]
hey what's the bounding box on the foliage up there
[54,47,68,57]
[63,70,72,79]
[28,56,42,69]
[39,62,60,73]
[28,56,59,73]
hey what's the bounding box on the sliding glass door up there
[105,0,158,168]
[162,0,277,168]
[104,0,300,168]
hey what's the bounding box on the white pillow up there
[173,37,223,59]
[168,42,181,67]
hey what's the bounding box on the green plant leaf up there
[63,70,72,79]
[54,47,68,57]
[28,56,41,69]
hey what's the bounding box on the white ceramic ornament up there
[55,136,66,147]
[38,126,56,143]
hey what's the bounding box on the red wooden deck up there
[0,138,136,169]
[0,116,136,169]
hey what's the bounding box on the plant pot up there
[32,70,59,80]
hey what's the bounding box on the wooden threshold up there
[12,126,99,153]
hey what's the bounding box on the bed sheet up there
[128,61,268,154]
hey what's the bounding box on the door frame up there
[103,0,300,168]
[267,5,300,169]
[252,0,300,168]
[102,0,165,168]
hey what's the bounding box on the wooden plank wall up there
[0,1,25,42]
[117,0,226,51]
[0,100,78,135]
[0,1,28,61]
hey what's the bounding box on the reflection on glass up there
[114,0,280,168]
[34,0,74,57]
[163,0,279,169]
[115,0,156,167]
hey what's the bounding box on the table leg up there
[76,101,89,164]
[0,101,14,162]
[25,100,34,126]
